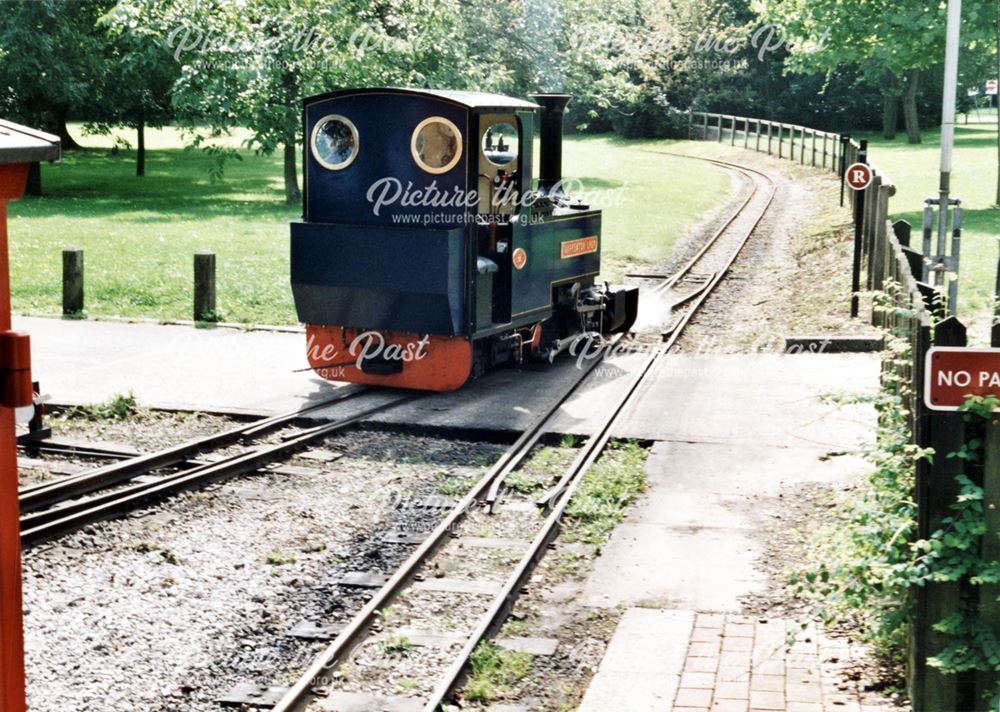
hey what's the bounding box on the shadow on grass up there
[16,147,296,221]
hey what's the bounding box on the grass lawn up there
[854,120,1000,337]
[8,125,732,326]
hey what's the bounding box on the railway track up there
[249,155,779,712]
[16,386,420,547]
[642,152,777,348]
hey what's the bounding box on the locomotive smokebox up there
[531,93,571,195]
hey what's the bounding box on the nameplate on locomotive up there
[560,236,598,259]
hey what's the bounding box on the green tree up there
[124,0,473,204]
[0,0,112,192]
[754,0,995,143]
[96,2,179,177]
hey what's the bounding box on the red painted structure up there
[0,120,59,712]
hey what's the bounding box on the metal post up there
[0,182,27,712]
[839,134,849,206]
[937,0,962,286]
[922,199,935,282]
[948,201,962,315]
[851,139,868,317]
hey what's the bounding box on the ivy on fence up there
[795,290,1000,708]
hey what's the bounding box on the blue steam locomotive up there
[290,88,637,391]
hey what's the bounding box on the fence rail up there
[689,111,844,172]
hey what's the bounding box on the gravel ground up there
[311,444,580,706]
[17,408,241,488]
[23,428,506,712]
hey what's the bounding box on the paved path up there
[669,615,890,712]
[15,316,327,415]
[580,353,875,611]
[572,351,891,711]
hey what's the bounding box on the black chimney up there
[531,93,571,195]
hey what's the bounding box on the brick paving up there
[672,614,900,712]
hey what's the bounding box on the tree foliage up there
[754,0,997,142]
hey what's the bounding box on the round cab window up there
[311,115,358,170]
[411,117,462,174]
[482,122,518,167]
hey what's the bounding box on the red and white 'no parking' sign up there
[845,162,873,190]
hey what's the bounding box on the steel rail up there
[272,154,779,711]
[641,150,760,295]
[18,385,368,512]
[269,337,618,712]
[430,155,778,709]
[20,393,414,547]
[651,154,777,352]
[426,344,665,711]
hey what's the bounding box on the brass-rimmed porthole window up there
[311,114,359,170]
[411,117,463,174]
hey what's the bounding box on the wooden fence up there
[689,111,1000,711]
[688,111,844,172]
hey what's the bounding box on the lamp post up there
[936,0,963,314]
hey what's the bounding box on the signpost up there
[925,347,1000,410]
[848,145,868,318]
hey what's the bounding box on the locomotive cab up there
[291,88,637,392]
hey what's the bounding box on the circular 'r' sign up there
[512,248,527,270]
[845,162,873,191]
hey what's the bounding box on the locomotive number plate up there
[560,236,598,259]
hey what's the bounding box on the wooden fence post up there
[717,114,723,142]
[911,317,968,712]
[194,251,216,322]
[978,412,1000,710]
[730,116,736,146]
[977,278,1000,710]
[778,124,784,159]
[811,130,816,167]
[62,248,83,316]
[755,120,761,152]
[743,118,749,149]
[703,112,708,140]
[766,122,772,154]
